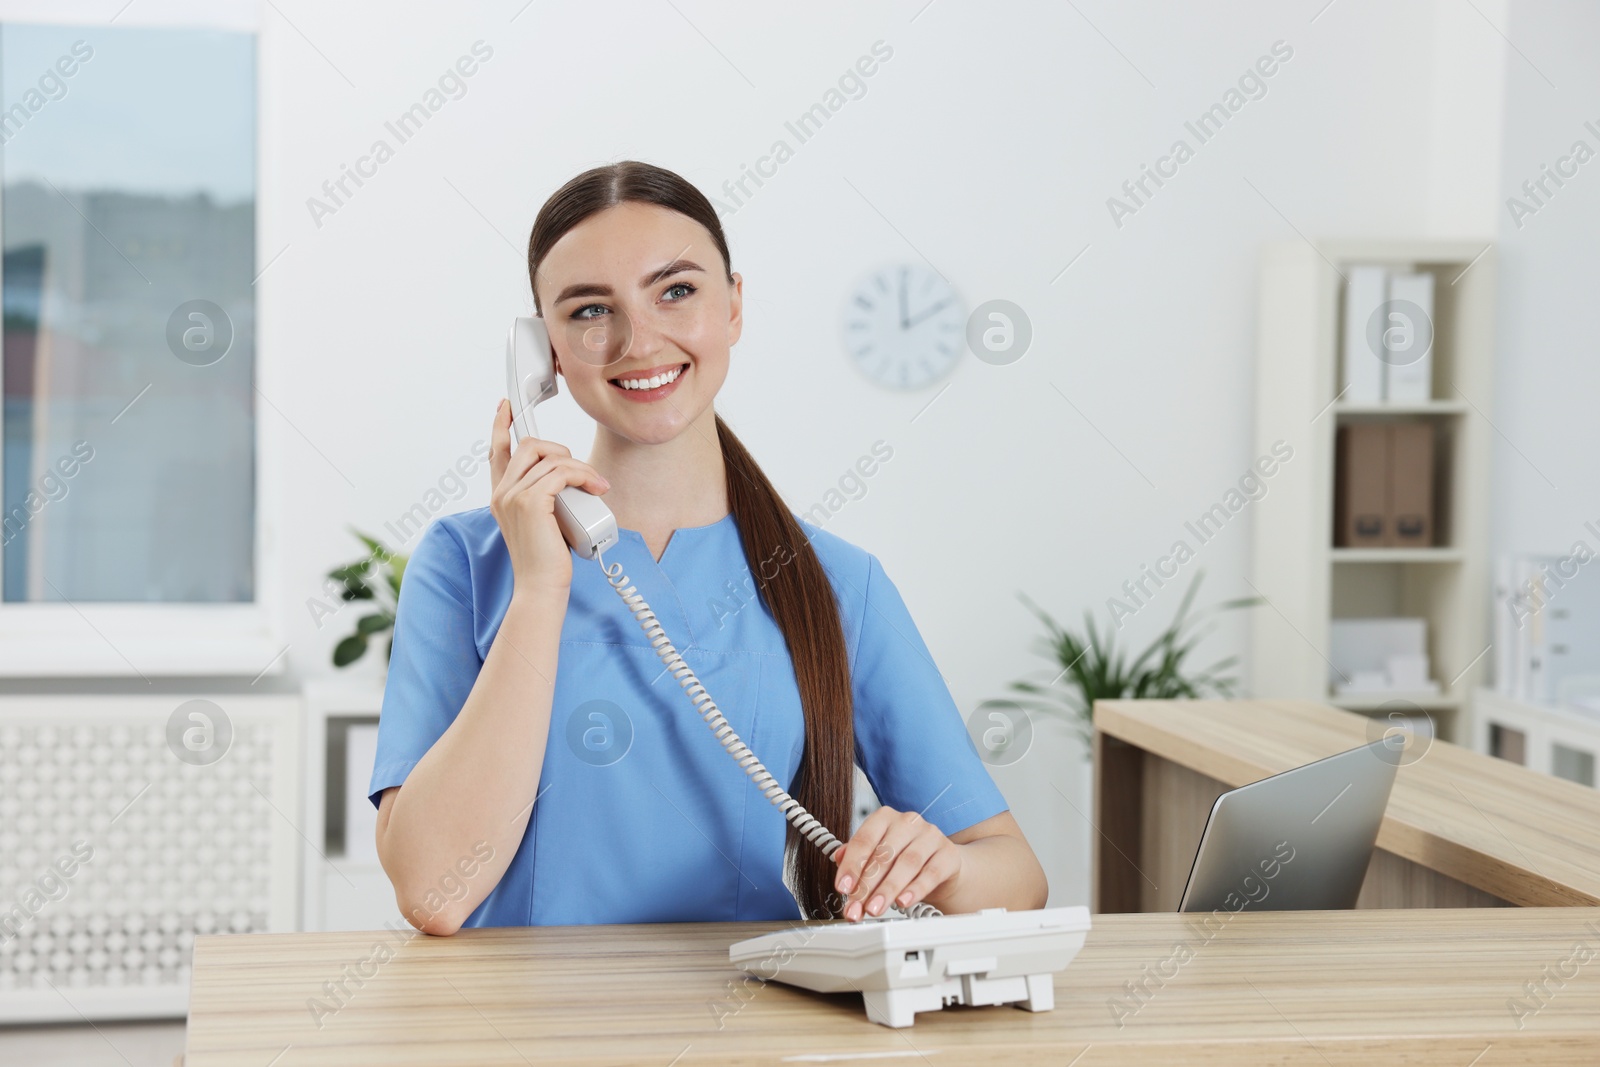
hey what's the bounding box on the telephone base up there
[728,905,1090,1028]
[860,970,1056,1028]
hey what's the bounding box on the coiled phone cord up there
[595,548,942,921]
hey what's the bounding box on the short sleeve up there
[850,552,1010,837]
[367,518,484,808]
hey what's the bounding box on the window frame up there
[0,1,279,678]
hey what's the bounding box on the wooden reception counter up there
[1093,699,1600,912]
[183,909,1600,1065]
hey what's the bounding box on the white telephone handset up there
[502,316,1087,1027]
[505,316,619,560]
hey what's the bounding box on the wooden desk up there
[184,909,1600,1065]
[1093,699,1600,912]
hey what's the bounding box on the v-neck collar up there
[618,512,735,568]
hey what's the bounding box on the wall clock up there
[840,264,965,391]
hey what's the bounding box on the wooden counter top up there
[1094,699,1600,907]
[184,908,1600,1065]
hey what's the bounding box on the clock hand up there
[904,297,954,330]
[898,272,908,329]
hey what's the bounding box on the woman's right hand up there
[489,398,612,598]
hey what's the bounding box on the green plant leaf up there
[333,633,368,667]
[356,612,392,636]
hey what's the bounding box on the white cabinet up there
[1471,687,1600,789]
[301,680,406,932]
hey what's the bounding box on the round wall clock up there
[840,263,965,391]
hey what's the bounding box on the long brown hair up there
[527,161,852,920]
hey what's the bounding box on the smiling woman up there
[368,160,1047,934]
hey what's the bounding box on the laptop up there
[1177,738,1400,913]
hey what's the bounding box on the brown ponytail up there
[528,161,854,920]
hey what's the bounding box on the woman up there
[370,161,1047,934]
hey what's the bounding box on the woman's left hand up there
[832,806,964,921]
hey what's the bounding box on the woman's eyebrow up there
[554,259,705,304]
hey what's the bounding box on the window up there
[0,12,270,676]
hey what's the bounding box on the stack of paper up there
[1329,618,1439,695]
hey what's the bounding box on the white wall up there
[1491,3,1600,575]
[241,0,1511,906]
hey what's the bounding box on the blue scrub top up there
[368,506,1010,927]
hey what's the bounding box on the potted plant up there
[327,529,409,668]
[1004,569,1261,753]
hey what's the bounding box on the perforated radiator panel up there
[0,696,300,1022]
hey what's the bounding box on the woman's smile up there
[607,361,689,402]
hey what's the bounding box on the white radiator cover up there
[0,694,301,1022]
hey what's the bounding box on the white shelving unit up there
[1250,240,1496,743]
[301,679,405,932]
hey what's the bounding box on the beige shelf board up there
[1329,691,1462,711]
[1334,400,1470,415]
[1330,546,1465,563]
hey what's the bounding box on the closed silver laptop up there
[1177,739,1400,913]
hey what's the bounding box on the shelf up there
[1334,400,1469,416]
[1329,692,1461,712]
[1330,547,1465,563]
[1251,239,1494,721]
